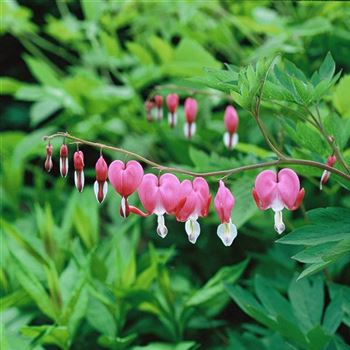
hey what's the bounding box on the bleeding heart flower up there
[320,155,336,190]
[59,144,68,178]
[214,181,237,246]
[138,173,180,238]
[44,144,53,172]
[145,100,155,122]
[176,177,211,244]
[223,106,239,149]
[184,97,198,139]
[166,93,179,128]
[94,156,108,204]
[108,160,144,217]
[74,151,85,192]
[252,168,305,234]
[154,95,163,121]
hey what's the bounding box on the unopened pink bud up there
[154,95,163,121]
[74,151,85,192]
[44,144,53,172]
[59,144,68,177]
[145,100,155,122]
[223,106,239,149]
[320,155,336,190]
[94,156,108,203]
[166,93,179,128]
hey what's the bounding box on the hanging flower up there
[214,181,237,246]
[59,144,68,178]
[94,156,108,203]
[145,100,155,122]
[166,93,179,128]
[108,160,144,217]
[223,106,239,150]
[184,97,198,139]
[44,143,53,172]
[320,155,336,190]
[73,150,85,192]
[176,177,211,244]
[154,95,163,121]
[138,173,180,238]
[252,168,305,234]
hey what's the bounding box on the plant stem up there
[43,132,350,182]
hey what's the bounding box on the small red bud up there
[94,156,108,203]
[74,151,85,192]
[44,144,53,172]
[60,144,69,177]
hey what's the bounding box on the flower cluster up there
[43,142,314,245]
[145,94,240,148]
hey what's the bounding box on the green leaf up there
[333,75,350,116]
[0,77,23,95]
[323,293,344,335]
[24,56,61,87]
[318,52,336,83]
[131,342,197,350]
[86,297,116,337]
[30,99,62,126]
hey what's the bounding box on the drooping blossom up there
[108,160,144,217]
[223,106,239,149]
[320,155,336,190]
[176,177,211,244]
[44,143,53,172]
[138,173,180,238]
[252,168,305,234]
[94,156,108,204]
[184,97,198,139]
[154,95,163,121]
[166,93,179,128]
[73,150,85,192]
[59,144,68,178]
[145,100,155,122]
[214,181,237,246]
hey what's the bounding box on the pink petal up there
[253,170,278,210]
[224,106,239,134]
[214,180,235,223]
[277,168,301,210]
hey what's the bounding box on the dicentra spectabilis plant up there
[138,173,180,238]
[59,143,68,178]
[44,143,53,172]
[252,168,305,234]
[184,97,198,139]
[108,160,144,217]
[166,93,179,128]
[176,177,211,244]
[320,155,336,190]
[73,150,85,192]
[154,95,163,121]
[214,181,237,246]
[223,105,239,150]
[94,155,108,204]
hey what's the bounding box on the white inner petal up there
[217,219,237,247]
[270,198,284,212]
[185,218,201,244]
[274,210,285,234]
[320,170,330,190]
[168,112,177,126]
[232,133,239,148]
[121,197,127,218]
[223,132,231,148]
[94,180,99,202]
[156,214,168,238]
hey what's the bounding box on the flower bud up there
[59,144,69,177]
[44,144,53,172]
[73,151,85,192]
[184,97,198,139]
[223,106,239,150]
[145,100,155,122]
[166,93,179,128]
[320,155,336,190]
[154,95,163,121]
[94,156,108,203]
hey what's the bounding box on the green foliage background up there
[1,1,350,349]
